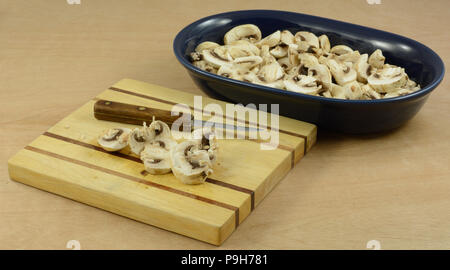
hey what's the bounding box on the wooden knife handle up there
[94,99,190,126]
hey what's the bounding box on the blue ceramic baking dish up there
[173,10,444,133]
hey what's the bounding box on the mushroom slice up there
[329,83,353,99]
[192,127,219,164]
[192,60,217,73]
[355,54,374,83]
[405,79,421,91]
[270,45,288,58]
[224,24,262,44]
[320,90,332,98]
[277,57,291,71]
[383,88,413,98]
[217,65,245,80]
[250,65,259,74]
[287,44,300,66]
[343,81,364,100]
[227,40,260,58]
[284,74,322,95]
[330,45,353,56]
[318,34,331,53]
[243,72,285,89]
[257,61,285,83]
[149,120,172,139]
[256,30,281,48]
[368,49,385,69]
[202,47,233,68]
[98,128,131,152]
[195,41,220,53]
[190,52,202,62]
[170,141,213,185]
[361,84,381,100]
[233,55,263,69]
[128,123,154,155]
[367,66,407,93]
[327,59,357,86]
[288,64,309,77]
[280,30,295,46]
[140,144,172,175]
[294,31,320,50]
[298,53,319,68]
[335,50,361,64]
[308,63,332,90]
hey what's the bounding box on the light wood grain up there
[1,0,449,249]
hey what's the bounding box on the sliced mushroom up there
[327,59,357,86]
[190,52,202,62]
[256,30,281,48]
[343,81,364,100]
[329,83,353,99]
[383,88,413,98]
[280,30,295,46]
[288,64,309,77]
[224,24,262,44]
[335,50,361,64]
[298,53,319,68]
[277,57,291,71]
[257,61,284,83]
[227,40,260,58]
[260,45,277,65]
[149,120,172,139]
[140,143,172,175]
[368,49,385,69]
[192,60,218,73]
[233,55,263,69]
[355,53,374,83]
[202,47,233,68]
[320,90,332,98]
[330,45,353,56]
[287,44,300,66]
[405,78,421,91]
[294,31,319,52]
[308,63,332,90]
[360,84,381,100]
[367,66,407,93]
[195,41,220,53]
[128,123,153,155]
[318,34,331,53]
[98,128,131,152]
[191,127,218,164]
[243,72,285,89]
[170,141,213,185]
[217,65,245,80]
[284,74,322,95]
[270,45,288,58]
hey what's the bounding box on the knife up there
[93,99,262,132]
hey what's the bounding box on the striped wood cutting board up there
[8,79,316,245]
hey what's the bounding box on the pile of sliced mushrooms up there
[97,120,218,185]
[190,24,420,99]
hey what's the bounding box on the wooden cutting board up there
[7,79,316,245]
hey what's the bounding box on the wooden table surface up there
[1,0,449,250]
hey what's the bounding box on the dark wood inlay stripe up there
[43,132,256,207]
[276,144,296,169]
[24,145,240,228]
[109,87,179,106]
[43,132,142,163]
[108,86,308,153]
[206,178,255,211]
